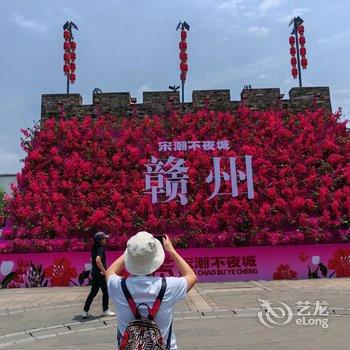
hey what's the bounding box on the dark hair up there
[92,237,101,253]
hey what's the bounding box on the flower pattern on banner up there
[44,258,78,286]
[0,261,14,276]
[327,248,350,277]
[1,245,348,287]
[13,259,30,284]
[273,264,297,280]
[298,253,309,262]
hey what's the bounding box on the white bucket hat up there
[124,231,165,276]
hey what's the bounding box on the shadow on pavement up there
[72,314,100,322]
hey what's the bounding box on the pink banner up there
[1,244,350,288]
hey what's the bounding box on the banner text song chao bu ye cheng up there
[143,140,254,205]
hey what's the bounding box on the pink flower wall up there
[2,106,350,253]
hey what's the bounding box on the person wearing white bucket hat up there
[106,231,197,350]
[124,231,165,276]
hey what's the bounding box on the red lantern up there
[299,36,305,45]
[179,41,187,51]
[290,47,296,56]
[300,47,306,57]
[180,62,188,72]
[70,41,77,51]
[297,25,304,34]
[62,23,78,87]
[64,52,70,62]
[292,67,298,78]
[179,51,188,61]
[64,42,70,51]
[290,57,297,66]
[301,57,308,69]
[63,30,71,40]
[289,36,295,45]
[178,24,189,85]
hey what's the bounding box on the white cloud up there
[216,0,243,11]
[60,6,83,21]
[61,6,75,18]
[8,12,47,32]
[278,8,311,23]
[208,55,285,84]
[259,73,270,79]
[248,26,271,37]
[206,0,246,24]
[215,0,284,18]
[259,0,284,15]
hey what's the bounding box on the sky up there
[0,0,349,173]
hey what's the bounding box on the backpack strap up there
[121,278,141,319]
[121,277,167,321]
[166,321,172,350]
[149,277,167,320]
[117,327,122,348]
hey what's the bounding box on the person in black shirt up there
[82,231,115,318]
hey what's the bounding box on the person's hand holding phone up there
[162,234,175,253]
[154,235,165,246]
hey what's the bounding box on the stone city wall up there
[41,87,332,119]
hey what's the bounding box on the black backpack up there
[118,277,172,350]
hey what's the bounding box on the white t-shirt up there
[107,275,187,350]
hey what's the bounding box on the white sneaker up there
[102,309,115,317]
[82,311,89,319]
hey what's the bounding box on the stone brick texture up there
[41,87,332,120]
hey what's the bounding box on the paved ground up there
[1,278,350,349]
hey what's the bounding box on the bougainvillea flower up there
[2,106,349,252]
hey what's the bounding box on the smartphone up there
[154,235,165,246]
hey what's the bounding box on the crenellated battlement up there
[41,86,332,119]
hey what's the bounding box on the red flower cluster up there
[44,257,78,286]
[328,248,350,277]
[273,264,298,280]
[3,106,350,252]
